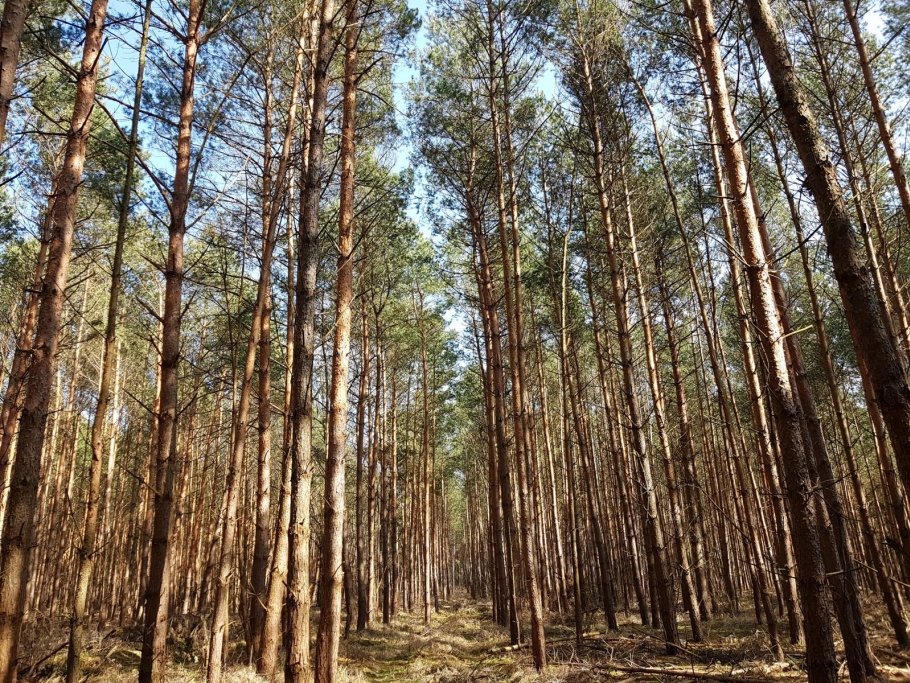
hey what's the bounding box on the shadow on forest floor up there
[18,594,910,681]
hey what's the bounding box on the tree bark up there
[312,2,357,678]
[576,48,679,653]
[64,1,150,678]
[689,1,837,680]
[355,308,370,631]
[0,0,109,676]
[284,0,334,679]
[207,13,305,677]
[0,0,26,145]
[138,1,203,677]
[745,0,910,580]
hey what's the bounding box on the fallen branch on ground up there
[489,631,605,652]
[878,647,910,665]
[590,663,777,683]
[625,624,705,659]
[20,641,67,679]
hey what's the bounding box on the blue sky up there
[390,0,428,176]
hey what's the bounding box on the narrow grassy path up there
[339,601,531,682]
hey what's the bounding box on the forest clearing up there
[4,0,910,676]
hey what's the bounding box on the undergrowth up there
[17,595,910,681]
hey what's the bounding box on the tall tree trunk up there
[389,372,399,617]
[355,308,370,631]
[529,294,568,614]
[578,221,650,628]
[655,254,712,625]
[0,0,26,145]
[138,1,203,677]
[621,165,701,642]
[207,14,304,677]
[551,218,584,638]
[632,68,782,636]
[688,1,837,680]
[744,0,910,581]
[495,13,546,670]
[64,0,150,677]
[479,323,507,616]
[312,3,357,679]
[249,292,272,655]
[134,287,163,624]
[746,16,881,676]
[381,368,396,624]
[471,226,519,639]
[368,335,382,621]
[415,289,433,626]
[285,0,334,678]
[576,47,679,652]
[256,15,311,673]
[256,187,298,675]
[473,214,520,643]
[565,334,617,631]
[0,161,62,519]
[482,2,544,666]
[0,0,109,676]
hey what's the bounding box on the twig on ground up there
[489,631,605,653]
[570,662,776,683]
[626,624,705,659]
[878,647,910,665]
[20,641,67,679]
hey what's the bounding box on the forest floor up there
[20,595,910,682]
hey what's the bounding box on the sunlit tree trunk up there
[312,3,357,676]
[689,1,837,680]
[0,0,26,145]
[257,186,298,675]
[0,0,109,676]
[64,1,150,677]
[285,0,334,678]
[483,2,545,665]
[620,165,701,642]
[745,0,910,580]
[476,209,520,645]
[576,48,678,651]
[355,308,370,631]
[137,0,205,676]
[207,21,306,676]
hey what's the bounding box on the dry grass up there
[17,595,910,682]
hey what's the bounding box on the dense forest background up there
[2,0,910,680]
